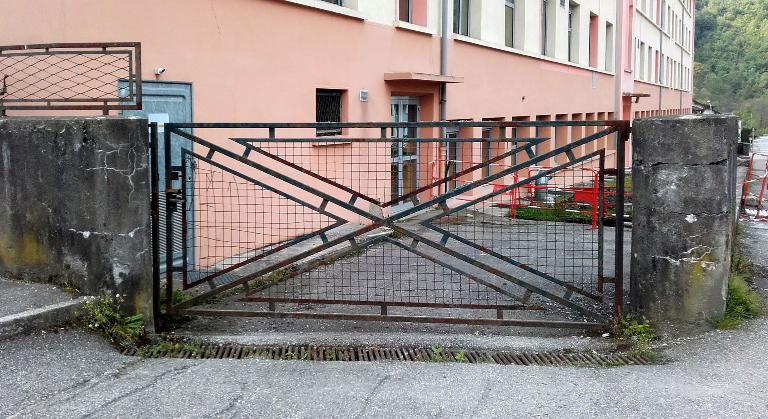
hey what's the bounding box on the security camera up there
[154,67,166,76]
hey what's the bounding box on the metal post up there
[150,122,161,329]
[597,153,605,294]
[164,126,174,314]
[134,42,143,111]
[614,124,629,321]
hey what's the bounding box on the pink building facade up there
[1,0,693,127]
[1,0,694,265]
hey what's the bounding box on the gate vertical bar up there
[133,42,143,111]
[164,126,174,314]
[149,122,161,328]
[180,154,189,288]
[597,153,605,294]
[614,124,629,321]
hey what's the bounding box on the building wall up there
[0,0,691,123]
[0,0,694,268]
[624,0,694,117]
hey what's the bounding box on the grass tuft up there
[715,273,763,330]
[81,294,146,351]
[615,315,658,358]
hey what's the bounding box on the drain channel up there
[123,344,652,367]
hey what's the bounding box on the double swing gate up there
[152,120,630,330]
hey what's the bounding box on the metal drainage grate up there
[123,344,652,367]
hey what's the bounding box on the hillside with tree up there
[695,0,768,133]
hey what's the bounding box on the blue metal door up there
[120,81,193,270]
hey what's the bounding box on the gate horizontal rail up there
[153,120,630,330]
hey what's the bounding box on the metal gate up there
[152,120,630,329]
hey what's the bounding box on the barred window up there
[316,89,343,137]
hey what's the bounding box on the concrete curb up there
[0,297,87,340]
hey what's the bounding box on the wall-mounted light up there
[359,89,369,103]
[154,67,166,77]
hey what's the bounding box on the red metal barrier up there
[429,161,611,229]
[741,153,768,220]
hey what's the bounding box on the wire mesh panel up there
[158,121,630,329]
[0,42,141,113]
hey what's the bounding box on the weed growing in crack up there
[81,294,146,351]
[429,346,446,362]
[616,315,658,359]
[61,280,80,296]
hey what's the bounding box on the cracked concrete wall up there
[0,117,152,326]
[631,115,739,325]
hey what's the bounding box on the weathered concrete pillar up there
[631,115,739,325]
[0,116,152,328]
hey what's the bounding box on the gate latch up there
[165,188,183,212]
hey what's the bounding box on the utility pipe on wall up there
[439,0,449,123]
[614,0,624,122]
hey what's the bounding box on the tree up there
[695,0,768,132]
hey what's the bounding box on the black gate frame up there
[150,120,630,330]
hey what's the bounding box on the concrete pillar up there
[0,116,153,328]
[631,115,739,325]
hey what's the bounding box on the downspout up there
[613,0,624,122]
[440,0,449,193]
[440,0,449,123]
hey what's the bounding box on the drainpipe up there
[439,0,449,194]
[440,0,449,124]
[613,0,624,122]
[658,27,663,113]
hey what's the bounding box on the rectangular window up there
[647,46,653,82]
[541,0,549,55]
[505,0,515,48]
[659,53,665,84]
[568,3,579,62]
[638,42,645,80]
[399,0,411,22]
[604,22,614,71]
[320,0,343,5]
[588,13,598,67]
[316,89,343,137]
[453,0,470,36]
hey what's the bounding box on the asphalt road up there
[1,316,767,419]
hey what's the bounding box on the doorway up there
[120,81,193,270]
[391,96,420,212]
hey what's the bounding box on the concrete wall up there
[0,117,152,325]
[631,115,739,325]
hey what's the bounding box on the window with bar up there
[316,89,343,137]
